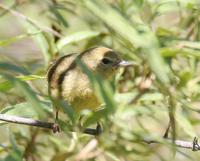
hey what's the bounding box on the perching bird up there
[47,46,131,133]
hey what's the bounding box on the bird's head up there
[81,46,131,79]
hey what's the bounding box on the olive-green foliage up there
[0,0,200,160]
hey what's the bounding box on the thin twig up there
[143,137,200,151]
[0,3,63,38]
[0,113,199,151]
[0,114,98,135]
[0,114,54,129]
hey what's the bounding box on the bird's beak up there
[117,60,135,67]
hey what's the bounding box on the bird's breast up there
[61,70,101,111]
[69,92,100,111]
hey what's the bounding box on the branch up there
[143,137,200,151]
[0,114,54,129]
[0,114,99,135]
[0,114,199,151]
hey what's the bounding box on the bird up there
[47,46,131,133]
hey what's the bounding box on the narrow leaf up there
[176,112,196,137]
[84,0,170,84]
[0,75,44,92]
[0,62,29,75]
[57,30,101,50]
[2,74,46,119]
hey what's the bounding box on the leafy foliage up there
[0,0,200,160]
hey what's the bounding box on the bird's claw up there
[52,123,60,133]
[84,123,103,136]
[96,123,102,135]
[192,137,200,151]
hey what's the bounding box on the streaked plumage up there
[47,46,122,111]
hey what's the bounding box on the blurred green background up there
[1,0,200,160]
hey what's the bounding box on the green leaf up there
[23,23,50,67]
[176,111,196,137]
[49,5,69,27]
[0,101,52,122]
[4,149,22,161]
[0,31,41,47]
[59,100,76,124]
[14,81,47,119]
[0,80,13,92]
[0,62,29,75]
[105,152,121,161]
[160,47,200,58]
[4,130,23,161]
[51,98,76,124]
[178,70,192,88]
[83,108,107,128]
[175,40,200,50]
[1,102,38,119]
[160,48,179,57]
[57,30,101,50]
[156,27,176,37]
[84,0,170,84]
[48,136,67,150]
[0,75,44,92]
[2,74,47,119]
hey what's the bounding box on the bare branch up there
[0,114,54,129]
[0,114,99,135]
[0,113,199,151]
[143,137,200,151]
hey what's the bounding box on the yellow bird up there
[47,46,131,133]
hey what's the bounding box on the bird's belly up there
[61,71,101,111]
[68,93,100,111]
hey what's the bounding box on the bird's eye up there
[102,58,112,65]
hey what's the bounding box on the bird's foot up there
[52,123,60,133]
[95,122,103,135]
[84,123,103,136]
[192,137,200,151]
